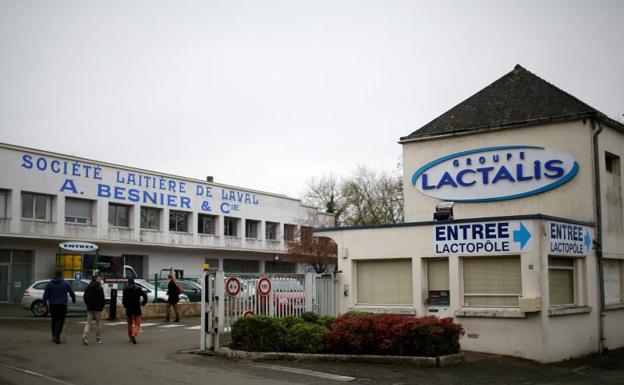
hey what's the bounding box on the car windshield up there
[135,280,155,291]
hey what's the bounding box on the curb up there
[204,348,464,367]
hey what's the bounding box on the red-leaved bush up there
[324,314,464,357]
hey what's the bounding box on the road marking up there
[0,364,76,385]
[141,323,157,327]
[186,325,202,330]
[158,324,185,328]
[105,321,127,326]
[251,364,356,382]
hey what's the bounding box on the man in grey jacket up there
[43,271,76,344]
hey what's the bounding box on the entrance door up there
[0,265,8,303]
[426,258,450,317]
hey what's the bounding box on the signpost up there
[548,220,592,257]
[225,276,241,297]
[257,277,272,296]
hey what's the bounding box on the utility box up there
[426,290,450,318]
[519,297,541,312]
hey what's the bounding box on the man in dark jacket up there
[82,273,105,345]
[43,271,76,344]
[164,274,180,322]
[122,278,147,344]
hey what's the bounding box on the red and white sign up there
[257,277,272,296]
[225,276,241,297]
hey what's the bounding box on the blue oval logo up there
[412,146,579,202]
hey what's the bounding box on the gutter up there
[591,119,607,353]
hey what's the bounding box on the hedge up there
[230,313,463,357]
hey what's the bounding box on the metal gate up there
[200,270,338,351]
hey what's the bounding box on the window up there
[463,257,521,307]
[198,214,216,235]
[140,207,161,230]
[284,224,297,242]
[223,259,259,273]
[357,259,413,305]
[548,257,576,306]
[265,221,279,240]
[224,217,239,237]
[427,259,449,291]
[604,259,624,305]
[301,226,313,242]
[0,190,7,218]
[265,261,296,273]
[245,220,259,239]
[169,210,189,232]
[108,204,130,227]
[605,152,621,175]
[21,192,51,221]
[65,198,93,224]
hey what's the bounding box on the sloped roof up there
[400,65,624,142]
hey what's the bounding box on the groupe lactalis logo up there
[411,146,579,202]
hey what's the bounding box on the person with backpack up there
[82,272,105,345]
[122,278,147,344]
[164,274,181,322]
[43,270,76,344]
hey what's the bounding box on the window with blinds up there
[604,259,623,305]
[548,257,576,306]
[0,190,7,218]
[463,256,521,307]
[427,259,449,291]
[65,198,93,224]
[356,259,412,305]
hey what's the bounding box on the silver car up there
[21,279,95,317]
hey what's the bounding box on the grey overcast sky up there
[1,0,622,198]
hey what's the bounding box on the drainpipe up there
[591,119,606,353]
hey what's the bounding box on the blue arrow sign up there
[513,223,531,250]
[74,272,82,281]
[584,230,592,250]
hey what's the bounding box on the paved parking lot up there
[1,305,623,385]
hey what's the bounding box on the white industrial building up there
[0,142,333,304]
[317,65,624,362]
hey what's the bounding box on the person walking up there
[164,274,180,322]
[43,271,76,344]
[82,273,105,345]
[122,278,147,344]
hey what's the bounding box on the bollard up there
[109,289,118,320]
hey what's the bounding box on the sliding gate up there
[200,271,338,351]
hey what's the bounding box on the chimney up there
[206,176,214,183]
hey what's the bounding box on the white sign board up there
[434,220,533,256]
[548,221,592,257]
[59,241,98,252]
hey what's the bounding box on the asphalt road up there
[1,310,623,385]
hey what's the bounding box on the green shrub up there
[278,316,304,329]
[316,316,336,330]
[230,316,286,352]
[301,311,319,323]
[285,323,327,353]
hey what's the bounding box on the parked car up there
[21,279,114,317]
[117,279,189,304]
[155,279,202,302]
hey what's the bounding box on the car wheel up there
[31,300,48,317]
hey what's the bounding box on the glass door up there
[0,265,8,303]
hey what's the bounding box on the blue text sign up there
[412,146,579,202]
[434,220,533,256]
[548,221,592,256]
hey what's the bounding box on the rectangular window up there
[548,257,576,306]
[301,226,313,242]
[198,214,216,235]
[604,259,624,305]
[21,192,51,221]
[65,198,93,224]
[357,259,413,305]
[140,207,161,230]
[224,217,239,237]
[245,220,259,239]
[169,210,189,232]
[427,259,449,291]
[605,152,621,175]
[463,257,521,307]
[108,203,130,227]
[0,190,7,218]
[265,221,279,240]
[284,224,297,242]
[223,259,259,273]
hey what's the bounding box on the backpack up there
[177,285,183,294]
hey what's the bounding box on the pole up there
[153,273,158,303]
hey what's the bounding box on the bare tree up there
[302,174,346,226]
[286,226,337,273]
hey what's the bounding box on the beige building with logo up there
[317,65,624,362]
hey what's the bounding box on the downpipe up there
[591,119,607,354]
